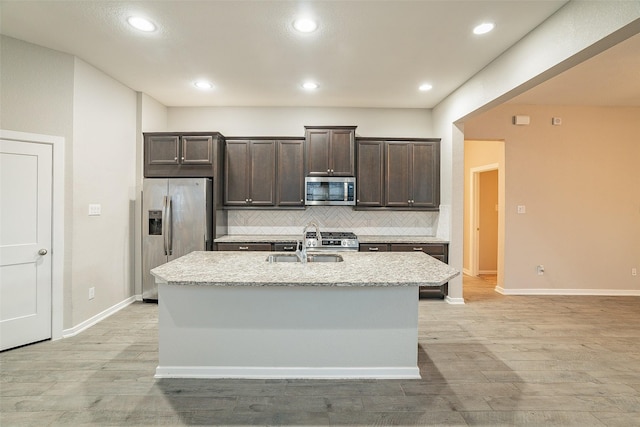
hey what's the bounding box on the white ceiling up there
[1,1,637,109]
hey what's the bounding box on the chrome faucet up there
[295,240,307,263]
[297,222,321,263]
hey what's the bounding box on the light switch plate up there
[517,205,526,214]
[88,204,101,216]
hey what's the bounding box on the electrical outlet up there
[517,205,526,214]
[89,287,95,300]
[88,204,101,216]
[633,268,637,277]
[537,265,545,275]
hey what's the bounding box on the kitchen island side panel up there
[156,283,419,379]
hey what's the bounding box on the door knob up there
[38,249,48,256]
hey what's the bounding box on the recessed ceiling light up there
[419,83,433,92]
[293,18,318,33]
[127,16,156,32]
[302,82,319,90]
[194,81,214,90]
[473,22,495,35]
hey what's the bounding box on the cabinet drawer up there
[390,243,445,255]
[217,243,272,251]
[274,242,298,252]
[359,244,389,252]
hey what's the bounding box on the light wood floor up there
[2,276,640,426]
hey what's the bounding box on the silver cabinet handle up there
[38,249,48,256]
[181,157,185,161]
[283,246,294,250]
[368,247,379,251]
[239,246,249,250]
[327,169,331,173]
[413,247,423,251]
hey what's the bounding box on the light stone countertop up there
[214,234,449,244]
[151,251,459,288]
[215,234,299,243]
[357,235,449,244]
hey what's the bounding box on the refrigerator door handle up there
[167,196,173,256]
[162,196,169,256]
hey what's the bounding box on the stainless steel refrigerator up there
[142,178,213,301]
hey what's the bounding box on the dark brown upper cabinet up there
[356,139,384,207]
[144,132,223,177]
[276,139,305,207]
[386,140,440,209]
[224,139,276,207]
[355,138,440,210]
[304,126,356,176]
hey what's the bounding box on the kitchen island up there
[151,251,458,379]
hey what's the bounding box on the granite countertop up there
[215,234,300,243]
[151,251,459,288]
[214,234,449,244]
[357,235,449,244]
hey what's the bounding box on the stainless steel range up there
[305,231,359,251]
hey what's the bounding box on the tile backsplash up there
[228,207,438,236]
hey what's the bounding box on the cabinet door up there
[224,140,250,205]
[385,142,411,207]
[249,140,276,206]
[306,129,331,176]
[277,140,304,206]
[330,129,355,176]
[146,135,179,165]
[411,142,440,209]
[181,136,213,164]
[356,140,384,206]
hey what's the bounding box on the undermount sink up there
[266,253,344,263]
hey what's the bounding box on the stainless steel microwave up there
[305,177,356,206]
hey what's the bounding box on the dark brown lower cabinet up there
[389,243,447,263]
[216,243,272,251]
[216,242,298,251]
[359,243,389,252]
[273,242,298,252]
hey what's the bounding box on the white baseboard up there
[495,287,640,296]
[478,270,497,275]
[445,296,465,304]
[155,365,421,380]
[462,268,473,276]
[62,296,136,338]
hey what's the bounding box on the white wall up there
[433,1,640,302]
[167,106,432,137]
[1,36,77,327]
[466,105,640,294]
[71,58,138,324]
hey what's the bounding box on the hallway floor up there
[2,276,640,426]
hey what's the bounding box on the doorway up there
[463,140,504,295]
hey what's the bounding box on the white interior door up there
[0,139,53,351]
